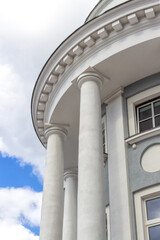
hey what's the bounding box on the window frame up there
[144,196,160,240]
[126,85,160,144]
[136,98,160,133]
[134,185,160,240]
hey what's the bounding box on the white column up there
[77,72,106,240]
[63,169,78,240]
[40,125,67,240]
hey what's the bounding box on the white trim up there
[104,87,124,104]
[105,205,110,240]
[125,127,160,145]
[134,185,160,240]
[127,85,160,136]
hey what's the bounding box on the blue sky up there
[0,153,42,238]
[0,0,98,239]
[0,153,42,191]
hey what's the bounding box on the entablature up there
[31,0,160,148]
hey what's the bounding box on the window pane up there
[149,225,160,240]
[139,104,152,121]
[139,119,152,132]
[155,116,160,127]
[146,197,160,220]
[154,100,160,115]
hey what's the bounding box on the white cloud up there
[0,187,42,240]
[0,0,98,179]
[0,63,45,178]
[0,0,99,239]
[0,221,39,240]
[0,0,98,38]
[0,187,42,225]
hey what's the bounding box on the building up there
[31,0,160,239]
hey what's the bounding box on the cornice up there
[104,87,124,104]
[31,0,160,147]
[85,0,130,22]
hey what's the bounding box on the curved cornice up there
[85,0,108,23]
[31,0,160,147]
[85,0,130,22]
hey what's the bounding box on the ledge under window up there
[125,127,160,145]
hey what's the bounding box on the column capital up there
[77,72,103,89]
[64,168,78,181]
[44,124,68,140]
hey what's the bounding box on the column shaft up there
[40,127,66,240]
[78,73,106,240]
[63,170,78,240]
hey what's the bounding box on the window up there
[145,197,160,240]
[126,85,160,144]
[134,185,160,240]
[137,98,160,133]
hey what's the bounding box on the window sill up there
[125,127,160,145]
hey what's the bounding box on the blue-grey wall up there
[123,73,160,240]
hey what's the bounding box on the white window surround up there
[134,185,160,240]
[126,85,160,144]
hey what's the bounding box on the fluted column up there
[63,169,78,240]
[77,72,106,240]
[40,125,67,240]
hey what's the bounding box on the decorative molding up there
[128,13,139,25]
[145,8,156,19]
[37,120,44,128]
[63,55,73,65]
[103,87,124,104]
[39,93,48,102]
[112,20,123,31]
[55,64,65,74]
[38,103,45,111]
[77,71,103,89]
[84,36,95,47]
[72,45,83,56]
[48,74,58,84]
[125,127,160,145]
[44,124,68,140]
[84,66,110,84]
[43,84,52,93]
[64,168,78,181]
[97,28,108,39]
[37,111,44,119]
[31,1,160,147]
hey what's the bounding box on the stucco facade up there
[32,0,160,239]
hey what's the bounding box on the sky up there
[0,0,98,239]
